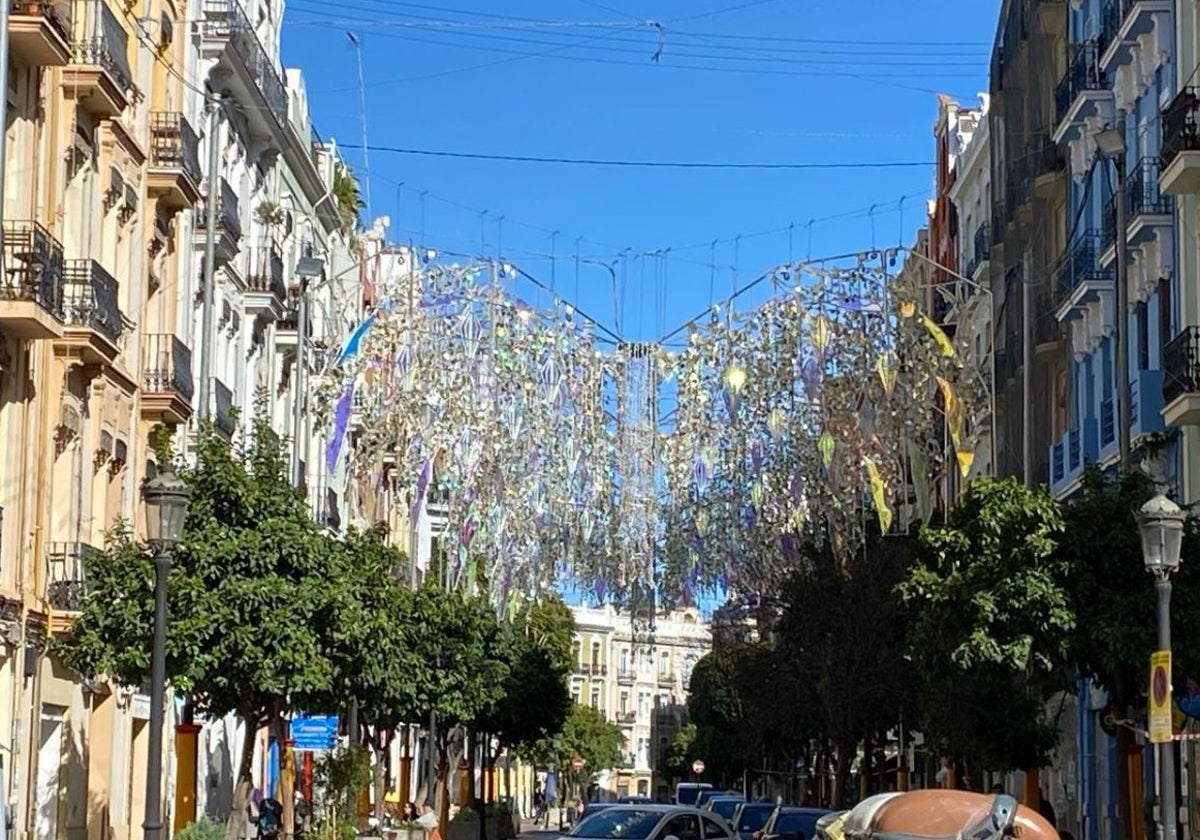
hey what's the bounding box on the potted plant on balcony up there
[256,200,285,227]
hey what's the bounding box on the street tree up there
[1057,467,1200,840]
[407,585,507,825]
[57,415,342,839]
[901,477,1073,782]
[775,528,916,807]
[554,704,625,800]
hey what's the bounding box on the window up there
[619,648,629,674]
[1159,276,1173,352]
[661,815,700,840]
[572,689,580,705]
[660,651,669,674]
[573,640,581,669]
[591,689,600,708]
[1136,300,1149,371]
[638,693,649,717]
[620,693,629,713]
[702,817,731,839]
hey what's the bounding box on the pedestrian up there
[417,802,439,831]
[402,802,419,823]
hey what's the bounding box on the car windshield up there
[571,809,662,840]
[677,787,704,806]
[736,806,774,833]
[774,814,821,839]
[711,801,742,820]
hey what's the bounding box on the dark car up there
[618,797,654,805]
[730,803,776,840]
[759,807,833,840]
[706,796,746,823]
[566,805,735,840]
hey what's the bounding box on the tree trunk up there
[831,737,851,810]
[436,730,452,833]
[228,709,261,840]
[278,713,295,840]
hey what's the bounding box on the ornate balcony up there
[1048,420,1099,500]
[616,711,637,726]
[965,224,991,280]
[1098,0,1171,72]
[141,333,194,425]
[45,541,98,626]
[1161,88,1200,195]
[194,178,241,267]
[9,0,72,65]
[1030,132,1066,198]
[1163,326,1200,426]
[1053,41,1110,144]
[62,0,131,117]
[211,377,235,438]
[58,259,123,367]
[1054,232,1114,323]
[1101,157,1173,265]
[617,668,635,685]
[245,237,286,318]
[148,111,202,210]
[0,220,65,339]
[199,0,287,145]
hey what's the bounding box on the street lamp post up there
[141,464,192,840]
[1137,491,1186,840]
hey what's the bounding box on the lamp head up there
[142,463,192,551]
[1137,492,1186,577]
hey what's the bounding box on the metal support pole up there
[291,283,309,488]
[1021,250,1033,486]
[427,711,437,806]
[0,0,11,239]
[198,101,222,422]
[1115,112,1132,470]
[142,552,171,840]
[1157,576,1178,840]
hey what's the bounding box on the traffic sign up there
[291,715,339,751]
[1149,650,1174,744]
[692,759,706,776]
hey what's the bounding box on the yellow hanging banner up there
[1149,650,1174,744]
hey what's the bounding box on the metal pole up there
[1021,250,1033,486]
[198,100,222,422]
[1157,576,1178,840]
[142,552,171,840]
[1115,112,1131,470]
[291,283,309,488]
[0,0,10,241]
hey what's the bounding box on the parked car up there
[696,789,737,808]
[674,784,714,806]
[757,807,833,840]
[566,805,735,840]
[618,796,654,805]
[705,796,746,823]
[730,802,776,840]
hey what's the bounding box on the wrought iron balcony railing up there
[149,111,201,184]
[1054,232,1112,300]
[1163,87,1200,167]
[1,219,65,316]
[46,541,98,611]
[195,178,242,240]
[69,0,131,92]
[248,237,286,299]
[142,332,195,402]
[1164,326,1200,403]
[200,0,287,128]
[61,259,122,343]
[1055,41,1107,125]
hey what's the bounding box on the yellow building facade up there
[0,0,196,837]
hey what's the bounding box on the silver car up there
[566,804,736,840]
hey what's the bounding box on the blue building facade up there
[1052,2,1176,838]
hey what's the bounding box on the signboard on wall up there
[1149,650,1174,744]
[291,715,338,751]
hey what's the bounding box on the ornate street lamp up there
[140,463,191,840]
[1137,490,1186,840]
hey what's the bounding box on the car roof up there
[775,807,832,815]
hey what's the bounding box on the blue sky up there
[281,0,998,345]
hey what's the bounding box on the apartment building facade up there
[568,604,710,800]
[0,0,364,837]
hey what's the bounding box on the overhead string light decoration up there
[316,247,982,610]
[314,258,617,614]
[658,249,980,600]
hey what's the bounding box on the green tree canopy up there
[901,476,1074,774]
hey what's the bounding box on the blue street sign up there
[291,715,339,751]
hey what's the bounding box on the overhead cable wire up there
[337,143,934,170]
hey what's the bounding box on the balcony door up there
[34,705,66,840]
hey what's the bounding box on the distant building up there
[569,604,711,799]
